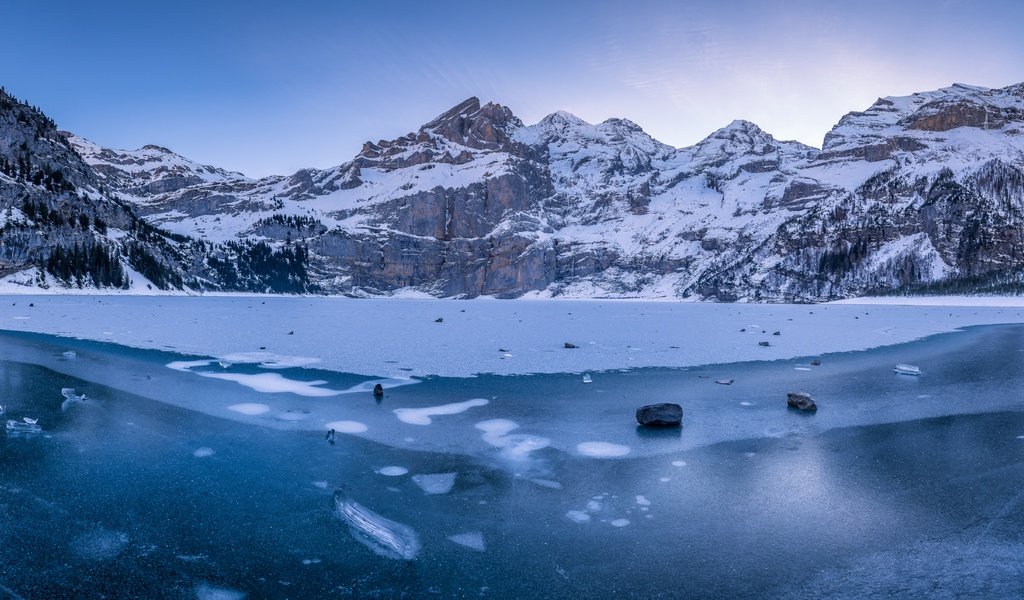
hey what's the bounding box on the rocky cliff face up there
[0,88,315,294]
[15,81,1024,299]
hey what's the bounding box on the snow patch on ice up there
[577,441,631,458]
[447,532,486,551]
[566,510,591,523]
[610,519,630,527]
[411,472,457,495]
[377,466,409,476]
[195,583,247,600]
[394,398,489,425]
[168,359,214,372]
[227,403,270,416]
[475,418,551,459]
[193,447,215,458]
[217,352,320,369]
[325,420,368,434]
[198,372,341,396]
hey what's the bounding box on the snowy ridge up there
[29,81,1024,299]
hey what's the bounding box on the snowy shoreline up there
[0,295,1022,379]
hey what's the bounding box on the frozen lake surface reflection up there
[0,324,1023,598]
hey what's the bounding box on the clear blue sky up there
[4,0,1022,177]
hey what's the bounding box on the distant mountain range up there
[1,81,1023,299]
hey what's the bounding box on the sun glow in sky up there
[4,0,1022,177]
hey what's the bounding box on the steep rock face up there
[58,80,1024,300]
[0,88,317,294]
[0,88,142,285]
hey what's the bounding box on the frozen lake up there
[1,298,1023,598]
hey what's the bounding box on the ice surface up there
[2,296,1022,379]
[447,531,486,552]
[227,403,270,415]
[325,421,368,434]
[71,528,129,560]
[577,442,632,458]
[411,472,457,495]
[332,491,421,560]
[393,399,489,425]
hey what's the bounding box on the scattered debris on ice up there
[6,419,41,435]
[582,373,592,384]
[447,531,486,552]
[333,490,421,560]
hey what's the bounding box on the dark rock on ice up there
[564,342,578,349]
[435,317,443,323]
[759,341,771,347]
[787,392,817,411]
[373,383,384,397]
[636,403,683,427]
[810,359,821,366]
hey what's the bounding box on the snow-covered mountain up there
[6,81,1024,299]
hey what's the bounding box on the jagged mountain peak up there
[599,117,644,132]
[420,96,522,150]
[422,96,482,128]
[538,110,589,128]
[687,119,810,164]
[140,143,175,154]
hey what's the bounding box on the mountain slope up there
[30,81,1024,299]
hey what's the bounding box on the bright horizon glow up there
[3,0,1022,178]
